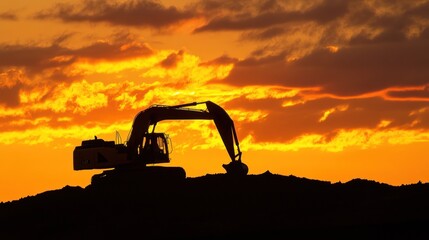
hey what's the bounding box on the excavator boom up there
[127,101,242,163]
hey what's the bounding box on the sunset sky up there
[1,0,429,202]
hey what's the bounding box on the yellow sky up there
[1,0,429,202]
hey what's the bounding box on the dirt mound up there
[1,173,429,239]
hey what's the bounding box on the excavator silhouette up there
[73,101,248,184]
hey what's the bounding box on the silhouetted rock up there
[1,173,429,239]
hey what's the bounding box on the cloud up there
[193,0,429,109]
[75,40,153,62]
[319,104,349,122]
[189,0,429,68]
[200,55,238,66]
[35,0,198,30]
[221,37,429,97]
[193,0,348,33]
[3,0,429,152]
[158,50,184,68]
[0,33,158,132]
[0,44,69,72]
[241,26,286,41]
[0,11,17,21]
[0,41,238,133]
[192,0,429,40]
[224,96,429,143]
[386,86,429,100]
[0,32,153,82]
[0,83,21,107]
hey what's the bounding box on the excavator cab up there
[139,133,170,164]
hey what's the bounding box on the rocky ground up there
[1,171,429,239]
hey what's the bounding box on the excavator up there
[73,101,248,184]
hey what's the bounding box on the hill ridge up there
[1,172,429,239]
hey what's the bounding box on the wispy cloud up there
[35,0,199,30]
[0,11,18,21]
[193,0,348,32]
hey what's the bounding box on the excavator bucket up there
[223,161,248,176]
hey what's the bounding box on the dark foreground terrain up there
[1,171,429,239]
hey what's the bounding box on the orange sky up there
[1,0,429,202]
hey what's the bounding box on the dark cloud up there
[0,34,153,75]
[193,0,429,35]
[194,0,348,32]
[0,11,17,21]
[305,0,348,23]
[407,1,429,17]
[189,0,429,68]
[35,0,197,29]
[0,83,21,107]
[336,1,429,45]
[158,50,184,68]
[0,44,66,68]
[200,54,238,66]
[420,27,429,40]
[196,0,429,98]
[52,33,75,46]
[76,40,152,61]
[242,27,286,41]
[347,11,419,45]
[222,38,429,96]
[194,11,300,32]
[193,0,248,13]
